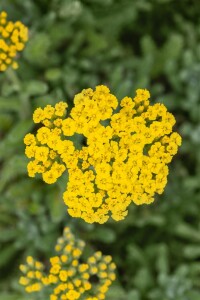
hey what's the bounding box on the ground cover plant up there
[0,0,200,299]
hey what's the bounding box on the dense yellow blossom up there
[19,227,116,300]
[0,11,28,71]
[24,86,182,223]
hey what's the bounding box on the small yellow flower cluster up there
[24,102,68,183]
[24,85,182,224]
[0,11,28,71]
[19,227,116,300]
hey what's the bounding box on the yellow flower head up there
[0,11,28,72]
[24,86,182,223]
[19,227,116,299]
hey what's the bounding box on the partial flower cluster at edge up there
[19,227,116,300]
[24,85,182,224]
[0,11,28,72]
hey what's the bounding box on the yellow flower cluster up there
[24,85,182,224]
[24,101,68,183]
[19,227,116,300]
[0,11,28,72]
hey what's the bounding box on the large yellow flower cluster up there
[24,85,182,223]
[0,11,28,71]
[19,227,116,300]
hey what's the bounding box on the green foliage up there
[0,0,200,299]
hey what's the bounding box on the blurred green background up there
[0,0,200,299]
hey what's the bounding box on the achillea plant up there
[19,227,116,300]
[24,85,182,223]
[0,11,28,71]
